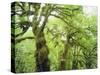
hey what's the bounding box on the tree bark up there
[35,32,50,72]
[31,4,54,72]
[59,35,73,70]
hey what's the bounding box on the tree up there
[11,2,97,72]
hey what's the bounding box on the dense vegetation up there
[11,2,97,73]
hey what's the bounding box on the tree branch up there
[38,5,55,34]
[12,36,35,44]
[50,14,69,25]
[15,31,26,37]
[16,2,25,11]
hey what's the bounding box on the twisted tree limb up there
[11,36,34,44]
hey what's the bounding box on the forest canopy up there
[11,2,97,73]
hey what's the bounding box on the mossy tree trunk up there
[31,4,54,72]
[59,34,73,70]
[35,32,50,71]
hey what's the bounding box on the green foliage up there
[11,2,97,72]
[15,39,36,72]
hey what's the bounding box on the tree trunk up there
[59,51,66,70]
[65,36,73,70]
[35,32,50,72]
[59,35,73,70]
[31,4,54,71]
